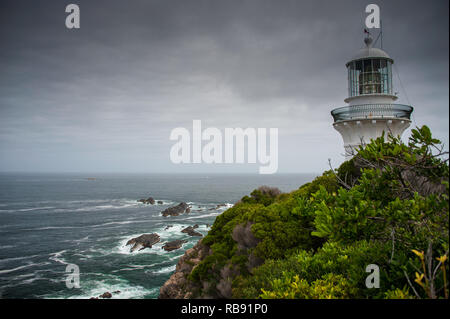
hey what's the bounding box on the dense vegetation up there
[188,126,449,299]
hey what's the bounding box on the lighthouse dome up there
[347,34,393,65]
[348,46,392,64]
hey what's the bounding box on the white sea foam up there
[27,226,81,231]
[113,224,202,256]
[14,273,35,279]
[62,235,90,244]
[1,203,138,214]
[18,276,45,285]
[115,236,168,256]
[0,254,40,264]
[48,199,142,214]
[151,264,176,274]
[1,199,219,216]
[138,199,175,206]
[0,261,51,275]
[169,253,185,261]
[0,264,30,275]
[88,220,141,228]
[188,204,206,211]
[111,263,159,273]
[32,219,151,232]
[67,203,136,213]
[0,245,16,250]
[156,224,209,242]
[183,211,222,220]
[48,250,68,265]
[157,224,189,237]
[60,278,156,299]
[0,206,55,213]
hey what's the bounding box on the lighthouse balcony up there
[331,103,413,123]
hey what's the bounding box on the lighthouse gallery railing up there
[331,104,414,122]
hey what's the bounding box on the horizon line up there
[0,171,321,175]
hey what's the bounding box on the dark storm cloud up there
[0,0,448,172]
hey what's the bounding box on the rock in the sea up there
[138,197,155,205]
[99,292,112,299]
[92,290,120,299]
[181,225,202,237]
[164,225,173,230]
[126,233,160,252]
[161,202,190,217]
[157,200,163,205]
[162,239,188,251]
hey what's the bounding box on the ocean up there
[0,173,316,299]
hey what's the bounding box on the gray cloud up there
[0,0,448,173]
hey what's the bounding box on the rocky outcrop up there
[181,225,202,237]
[159,240,211,299]
[126,233,160,252]
[158,221,261,299]
[157,200,164,205]
[162,239,188,252]
[207,204,227,211]
[138,197,155,205]
[99,292,112,299]
[92,291,121,299]
[161,202,191,217]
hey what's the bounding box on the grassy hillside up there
[165,126,449,299]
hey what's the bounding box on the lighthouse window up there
[350,62,354,97]
[351,62,357,97]
[347,62,352,97]
[380,59,387,93]
[373,59,380,72]
[348,59,395,97]
[358,59,383,95]
[348,60,362,97]
[349,61,358,97]
[388,62,393,94]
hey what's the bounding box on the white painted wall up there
[333,118,411,159]
[344,94,397,105]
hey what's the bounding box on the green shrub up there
[260,273,357,299]
[185,126,448,299]
[235,240,396,298]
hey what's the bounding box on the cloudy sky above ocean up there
[0,0,448,173]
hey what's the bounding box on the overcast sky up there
[0,0,448,173]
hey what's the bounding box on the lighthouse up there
[331,32,413,158]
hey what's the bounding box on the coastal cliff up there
[159,126,449,299]
[159,239,211,298]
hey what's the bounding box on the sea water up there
[0,173,315,299]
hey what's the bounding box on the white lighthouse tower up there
[331,32,413,158]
